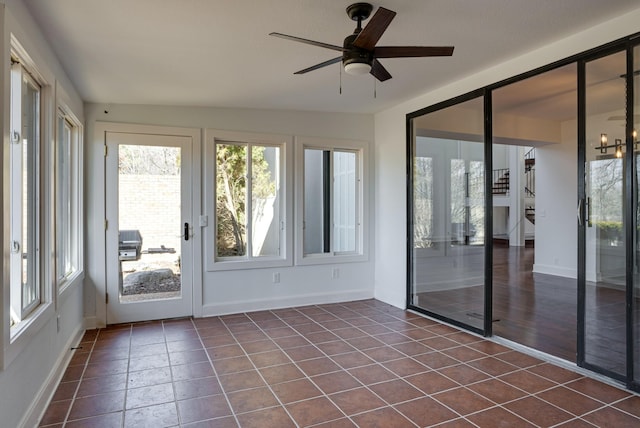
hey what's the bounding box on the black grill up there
[119,230,143,261]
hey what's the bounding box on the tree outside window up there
[216,142,281,259]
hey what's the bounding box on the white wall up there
[0,1,85,427]
[374,7,640,308]
[533,120,577,277]
[84,104,375,325]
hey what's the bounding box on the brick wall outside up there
[118,174,181,252]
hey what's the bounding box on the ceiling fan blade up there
[353,7,396,50]
[375,46,455,58]
[269,32,345,52]
[370,59,392,82]
[294,56,342,75]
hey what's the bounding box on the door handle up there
[577,199,584,226]
[184,222,190,241]
[577,198,592,227]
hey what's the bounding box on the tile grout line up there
[164,319,183,428]
[272,303,457,426]
[288,303,497,426]
[239,304,357,426]
[277,304,421,426]
[61,330,98,427]
[198,314,280,427]
[45,300,640,428]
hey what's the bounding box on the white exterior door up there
[105,130,195,324]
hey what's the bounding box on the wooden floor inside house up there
[416,245,638,376]
[39,299,640,427]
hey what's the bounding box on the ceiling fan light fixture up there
[270,3,454,83]
[344,61,371,75]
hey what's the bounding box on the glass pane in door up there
[634,44,640,385]
[491,64,578,361]
[118,144,182,302]
[584,51,627,375]
[409,96,486,331]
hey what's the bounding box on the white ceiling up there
[22,0,640,114]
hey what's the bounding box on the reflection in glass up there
[57,116,73,281]
[413,157,434,248]
[584,51,626,375]
[304,148,328,254]
[333,151,357,253]
[634,44,640,385]
[21,75,40,312]
[409,97,485,330]
[490,63,578,361]
[251,146,280,257]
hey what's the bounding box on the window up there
[9,60,41,327]
[297,137,368,264]
[413,154,434,248]
[55,109,81,288]
[206,130,292,270]
[304,149,358,254]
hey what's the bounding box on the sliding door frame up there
[406,89,489,337]
[576,41,638,389]
[406,31,640,392]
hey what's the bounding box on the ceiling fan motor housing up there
[343,33,373,68]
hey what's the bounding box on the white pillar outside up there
[508,146,525,246]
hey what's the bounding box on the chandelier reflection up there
[598,130,638,158]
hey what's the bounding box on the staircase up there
[525,206,535,224]
[492,148,536,230]
[492,168,510,195]
[524,148,535,198]
[524,149,535,224]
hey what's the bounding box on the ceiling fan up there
[270,2,454,82]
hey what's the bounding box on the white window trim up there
[295,136,369,266]
[55,85,84,304]
[205,129,293,271]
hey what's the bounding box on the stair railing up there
[524,148,535,197]
[492,168,510,195]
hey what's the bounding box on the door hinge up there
[105,219,108,230]
[104,145,108,156]
[106,292,109,304]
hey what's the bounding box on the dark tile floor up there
[40,300,640,427]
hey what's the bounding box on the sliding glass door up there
[407,35,640,391]
[634,44,640,389]
[579,44,639,389]
[408,96,487,333]
[581,50,627,377]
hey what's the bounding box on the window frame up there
[295,136,369,265]
[54,102,83,295]
[3,37,56,369]
[205,129,293,271]
[9,59,43,327]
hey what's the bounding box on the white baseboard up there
[201,289,374,317]
[21,325,85,428]
[532,263,577,279]
[83,316,99,330]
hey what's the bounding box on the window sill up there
[295,253,368,266]
[207,258,293,272]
